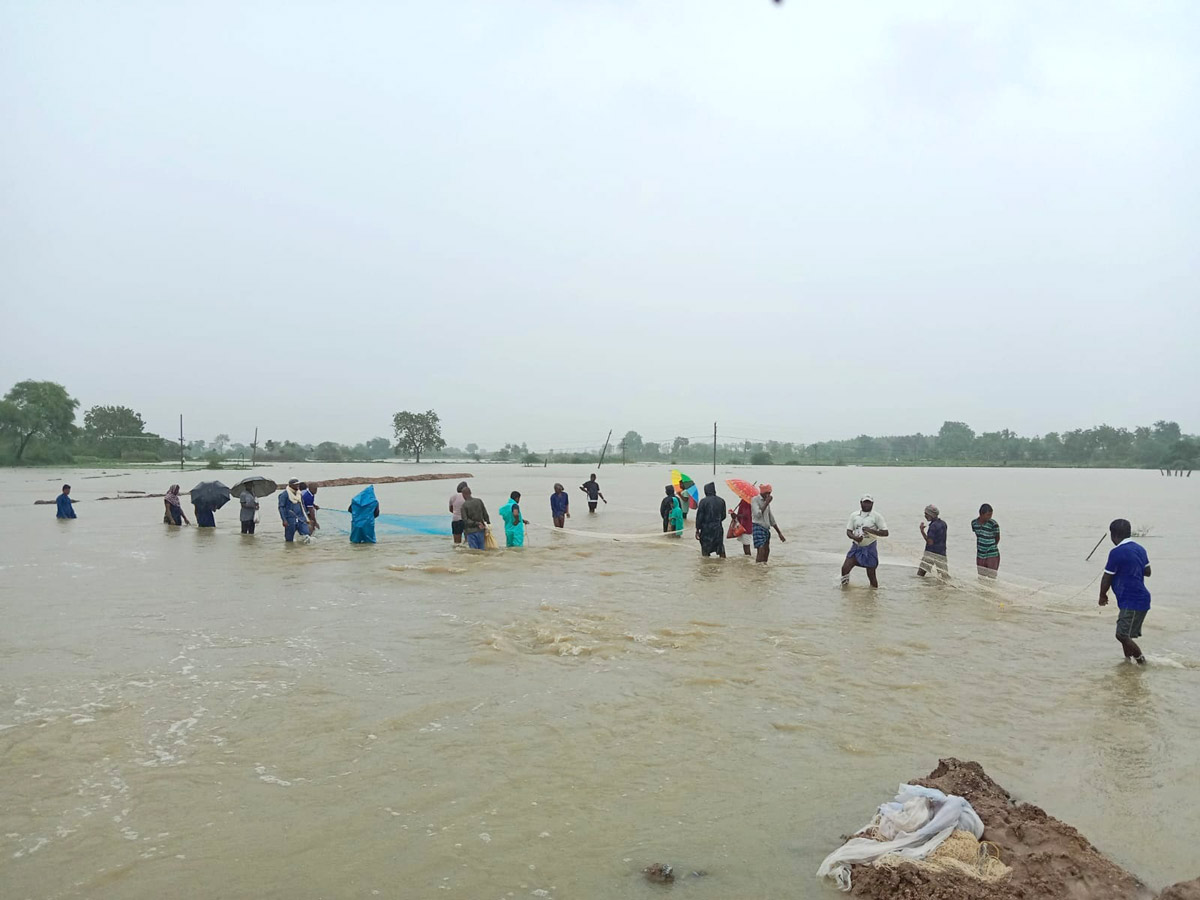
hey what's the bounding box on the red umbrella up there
[726,478,758,503]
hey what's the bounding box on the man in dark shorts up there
[971,503,1000,577]
[1099,518,1152,664]
[449,481,468,545]
[579,474,606,513]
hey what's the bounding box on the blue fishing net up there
[321,509,451,536]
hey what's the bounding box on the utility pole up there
[597,429,613,468]
[713,422,717,477]
[251,427,258,468]
[179,415,185,471]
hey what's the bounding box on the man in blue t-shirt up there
[1099,518,1151,664]
[917,503,949,579]
[56,484,77,519]
[550,483,570,528]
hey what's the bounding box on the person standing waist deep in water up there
[278,479,310,543]
[695,482,727,558]
[499,491,527,547]
[971,503,1001,577]
[163,484,191,526]
[579,474,606,514]
[239,486,259,534]
[300,483,320,532]
[56,484,77,519]
[460,485,491,550]
[660,485,677,533]
[917,504,948,579]
[550,483,570,528]
[750,484,786,563]
[732,496,753,556]
[449,481,468,545]
[348,485,381,544]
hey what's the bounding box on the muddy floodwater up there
[1,463,1195,898]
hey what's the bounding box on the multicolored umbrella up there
[670,469,700,509]
[725,478,758,503]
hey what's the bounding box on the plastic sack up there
[484,527,498,551]
[816,785,985,891]
[877,797,932,840]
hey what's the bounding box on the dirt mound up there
[842,758,1183,900]
[1160,879,1200,900]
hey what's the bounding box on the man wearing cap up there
[278,478,311,543]
[842,494,888,587]
[917,504,949,579]
[750,484,786,563]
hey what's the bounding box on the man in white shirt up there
[750,484,787,563]
[841,494,889,587]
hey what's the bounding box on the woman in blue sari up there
[498,491,526,547]
[348,485,380,544]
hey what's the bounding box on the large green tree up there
[392,409,446,463]
[618,431,643,456]
[83,404,145,439]
[0,380,79,461]
[937,421,976,459]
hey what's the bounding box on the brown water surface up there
[1,463,1195,898]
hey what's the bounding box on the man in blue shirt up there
[56,484,77,519]
[278,479,311,543]
[916,503,949,579]
[1099,518,1151,664]
[550,483,570,529]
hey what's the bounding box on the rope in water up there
[526,522,688,542]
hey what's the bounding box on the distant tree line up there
[606,422,1198,469]
[2,381,1194,470]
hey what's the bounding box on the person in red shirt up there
[731,498,753,556]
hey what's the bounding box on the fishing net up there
[874,829,1011,883]
[526,523,688,543]
[321,509,451,536]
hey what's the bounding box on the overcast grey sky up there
[3,1,1197,450]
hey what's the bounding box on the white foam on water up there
[254,765,292,787]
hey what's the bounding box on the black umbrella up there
[189,481,232,510]
[228,475,278,499]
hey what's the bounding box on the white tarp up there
[817,784,985,891]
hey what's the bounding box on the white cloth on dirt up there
[816,784,985,891]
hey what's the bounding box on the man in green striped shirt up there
[971,503,1000,577]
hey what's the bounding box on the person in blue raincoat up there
[498,491,527,547]
[348,485,381,544]
[278,478,310,543]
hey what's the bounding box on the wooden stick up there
[1085,532,1108,561]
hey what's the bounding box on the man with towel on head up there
[842,494,888,587]
[750,484,786,563]
[278,478,311,543]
